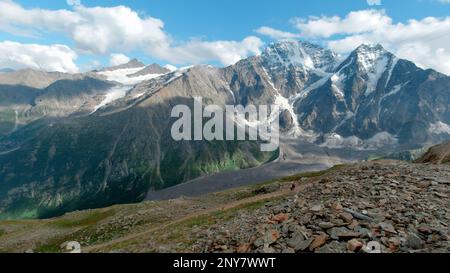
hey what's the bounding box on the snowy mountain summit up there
[262,40,338,73]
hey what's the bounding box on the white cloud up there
[258,9,450,75]
[292,10,392,38]
[367,0,381,6]
[0,41,78,73]
[109,54,130,66]
[255,26,300,40]
[0,0,263,66]
[0,1,169,55]
[161,36,263,66]
[69,5,169,55]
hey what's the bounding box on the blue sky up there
[0,0,450,73]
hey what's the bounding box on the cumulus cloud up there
[292,10,392,38]
[255,26,300,40]
[0,1,169,55]
[258,9,450,75]
[109,54,130,66]
[160,36,263,66]
[0,0,263,66]
[0,41,78,72]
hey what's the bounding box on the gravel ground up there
[193,161,450,253]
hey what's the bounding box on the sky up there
[0,0,450,74]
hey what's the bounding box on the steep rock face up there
[31,77,115,117]
[0,66,275,219]
[292,44,450,147]
[0,77,114,136]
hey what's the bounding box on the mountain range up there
[0,40,449,219]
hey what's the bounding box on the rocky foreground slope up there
[0,160,448,253]
[194,161,449,253]
[416,141,450,164]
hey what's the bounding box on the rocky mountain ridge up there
[0,40,449,219]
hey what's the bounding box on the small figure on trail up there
[290,183,296,191]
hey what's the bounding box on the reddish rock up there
[266,230,281,244]
[331,202,343,212]
[309,234,328,251]
[236,243,252,253]
[271,213,289,223]
[347,239,363,252]
[340,212,354,222]
[348,220,359,230]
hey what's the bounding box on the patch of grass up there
[50,209,115,228]
[251,164,346,189]
[277,164,346,183]
[170,199,270,236]
[210,165,347,203]
[0,229,5,238]
[36,228,115,253]
[34,244,60,253]
[232,199,269,213]
[111,198,272,252]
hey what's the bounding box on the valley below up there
[146,137,382,201]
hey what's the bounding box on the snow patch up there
[365,132,398,147]
[365,55,389,95]
[331,74,345,100]
[429,121,450,135]
[290,73,332,102]
[377,83,407,120]
[261,67,307,137]
[132,92,146,99]
[92,86,130,113]
[92,66,168,113]
[321,131,398,150]
[321,133,363,148]
[164,64,177,72]
[385,57,399,88]
[98,67,162,85]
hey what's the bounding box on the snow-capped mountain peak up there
[331,43,399,96]
[262,40,338,72]
[354,44,393,74]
